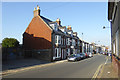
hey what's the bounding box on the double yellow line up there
[91,64,103,80]
[91,56,108,80]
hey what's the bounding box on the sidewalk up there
[2,58,67,76]
[96,55,119,79]
[97,63,119,79]
[2,58,50,71]
[97,63,118,78]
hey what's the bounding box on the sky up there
[1,2,111,47]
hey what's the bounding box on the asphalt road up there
[3,54,108,78]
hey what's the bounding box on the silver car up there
[68,54,81,62]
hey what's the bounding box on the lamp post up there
[102,26,112,62]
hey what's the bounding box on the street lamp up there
[102,26,112,62]
[103,26,110,29]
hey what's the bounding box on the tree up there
[2,38,19,48]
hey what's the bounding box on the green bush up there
[2,38,19,48]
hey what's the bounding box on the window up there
[64,38,66,45]
[55,35,61,44]
[72,39,75,46]
[61,38,63,45]
[58,36,61,44]
[55,24,58,31]
[113,40,116,54]
[116,30,119,56]
[66,38,70,45]
[66,38,68,45]
[55,48,58,57]
[55,35,57,43]
[58,48,61,57]
[50,23,58,31]
[67,48,70,56]
[55,48,61,58]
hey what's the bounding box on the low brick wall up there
[24,49,52,62]
[33,49,52,62]
[112,55,120,77]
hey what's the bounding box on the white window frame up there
[55,35,61,44]
[55,48,61,58]
[67,48,70,56]
[66,38,70,45]
[58,48,61,57]
[72,39,75,46]
[55,48,58,57]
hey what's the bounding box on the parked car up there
[81,53,86,58]
[85,53,89,58]
[88,52,93,57]
[79,53,84,59]
[67,54,81,62]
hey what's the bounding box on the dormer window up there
[49,22,58,31]
[68,31,73,37]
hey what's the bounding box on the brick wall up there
[23,16,52,50]
[112,55,120,77]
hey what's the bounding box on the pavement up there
[2,54,118,79]
[2,54,106,78]
[2,58,50,71]
[2,58,67,76]
[96,55,119,79]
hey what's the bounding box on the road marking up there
[91,55,108,80]
[91,64,103,80]
[2,54,99,77]
[105,56,108,64]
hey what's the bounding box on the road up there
[3,54,109,78]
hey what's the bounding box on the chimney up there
[56,18,61,25]
[33,5,40,17]
[67,25,72,30]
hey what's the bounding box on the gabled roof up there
[40,16,53,29]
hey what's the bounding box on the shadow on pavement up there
[2,58,50,71]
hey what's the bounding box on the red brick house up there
[23,5,83,61]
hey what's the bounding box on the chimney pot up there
[56,18,61,25]
[37,5,40,10]
[33,5,40,17]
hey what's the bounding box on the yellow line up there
[91,64,103,80]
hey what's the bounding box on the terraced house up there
[23,5,81,61]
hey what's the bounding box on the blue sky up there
[2,2,111,47]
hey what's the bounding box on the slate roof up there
[40,15,80,40]
[40,16,64,35]
[40,16,53,29]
